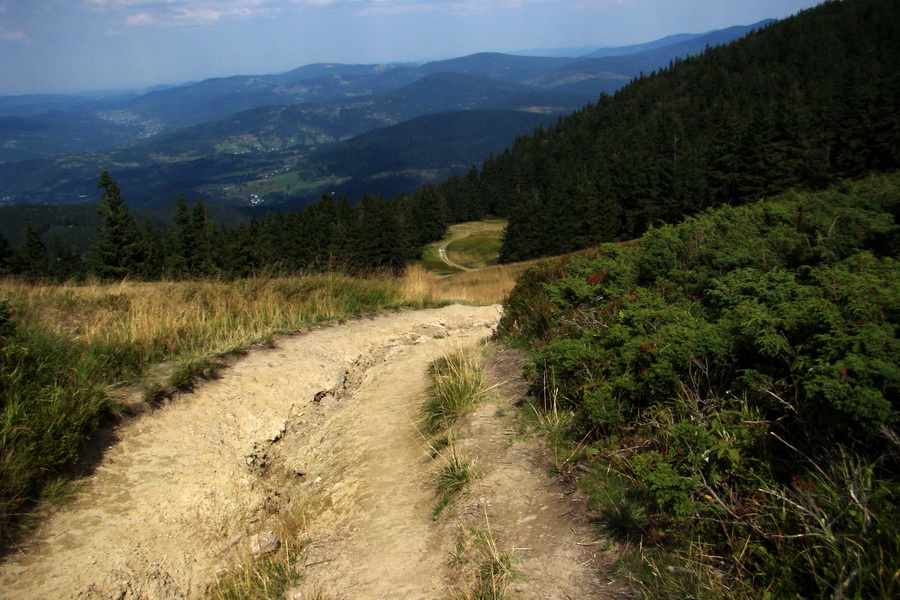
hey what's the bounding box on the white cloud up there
[0,19,26,41]
[80,0,578,27]
[125,11,156,24]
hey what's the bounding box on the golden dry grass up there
[1,274,413,368]
[401,261,542,306]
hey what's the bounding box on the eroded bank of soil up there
[0,304,622,599]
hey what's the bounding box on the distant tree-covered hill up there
[0,20,773,189]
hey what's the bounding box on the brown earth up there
[0,304,623,599]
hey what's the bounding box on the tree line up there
[0,169,487,281]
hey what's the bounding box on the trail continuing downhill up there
[437,237,475,272]
[0,304,618,599]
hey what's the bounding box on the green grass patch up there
[420,218,507,275]
[434,447,481,517]
[446,235,503,270]
[421,346,490,433]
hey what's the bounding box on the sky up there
[0,0,824,97]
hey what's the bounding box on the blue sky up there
[0,0,823,96]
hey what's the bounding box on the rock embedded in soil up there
[249,531,280,555]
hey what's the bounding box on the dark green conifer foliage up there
[91,171,146,280]
[190,199,214,276]
[0,232,11,276]
[440,0,900,262]
[50,238,85,282]
[140,221,166,280]
[14,221,49,279]
[172,195,195,276]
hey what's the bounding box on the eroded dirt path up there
[0,304,620,599]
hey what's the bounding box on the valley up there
[0,22,768,210]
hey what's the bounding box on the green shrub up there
[498,175,900,597]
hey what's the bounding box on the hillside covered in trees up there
[447,0,899,261]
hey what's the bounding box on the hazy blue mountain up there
[0,94,90,117]
[508,46,600,58]
[417,53,577,82]
[317,108,556,171]
[582,20,773,58]
[525,20,775,99]
[582,32,704,58]
[0,19,776,207]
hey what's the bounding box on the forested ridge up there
[460,0,899,261]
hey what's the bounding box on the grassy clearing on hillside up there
[0,274,431,534]
[421,219,507,275]
[445,231,504,271]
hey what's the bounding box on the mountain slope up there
[436,0,899,261]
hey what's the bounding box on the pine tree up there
[91,171,146,280]
[191,199,214,276]
[14,221,49,279]
[0,232,11,276]
[173,195,195,276]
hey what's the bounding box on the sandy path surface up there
[1,303,623,600]
[0,305,499,599]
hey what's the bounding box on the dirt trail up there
[0,304,619,599]
[437,237,474,272]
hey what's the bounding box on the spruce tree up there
[173,195,195,276]
[0,232,11,276]
[191,199,214,276]
[15,221,49,279]
[91,171,146,280]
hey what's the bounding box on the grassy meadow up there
[420,219,507,274]
[0,231,533,534]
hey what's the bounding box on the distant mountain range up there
[0,20,772,209]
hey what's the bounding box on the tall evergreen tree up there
[14,221,49,279]
[191,199,214,276]
[91,171,146,280]
[50,238,85,282]
[173,194,195,276]
[0,232,11,276]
